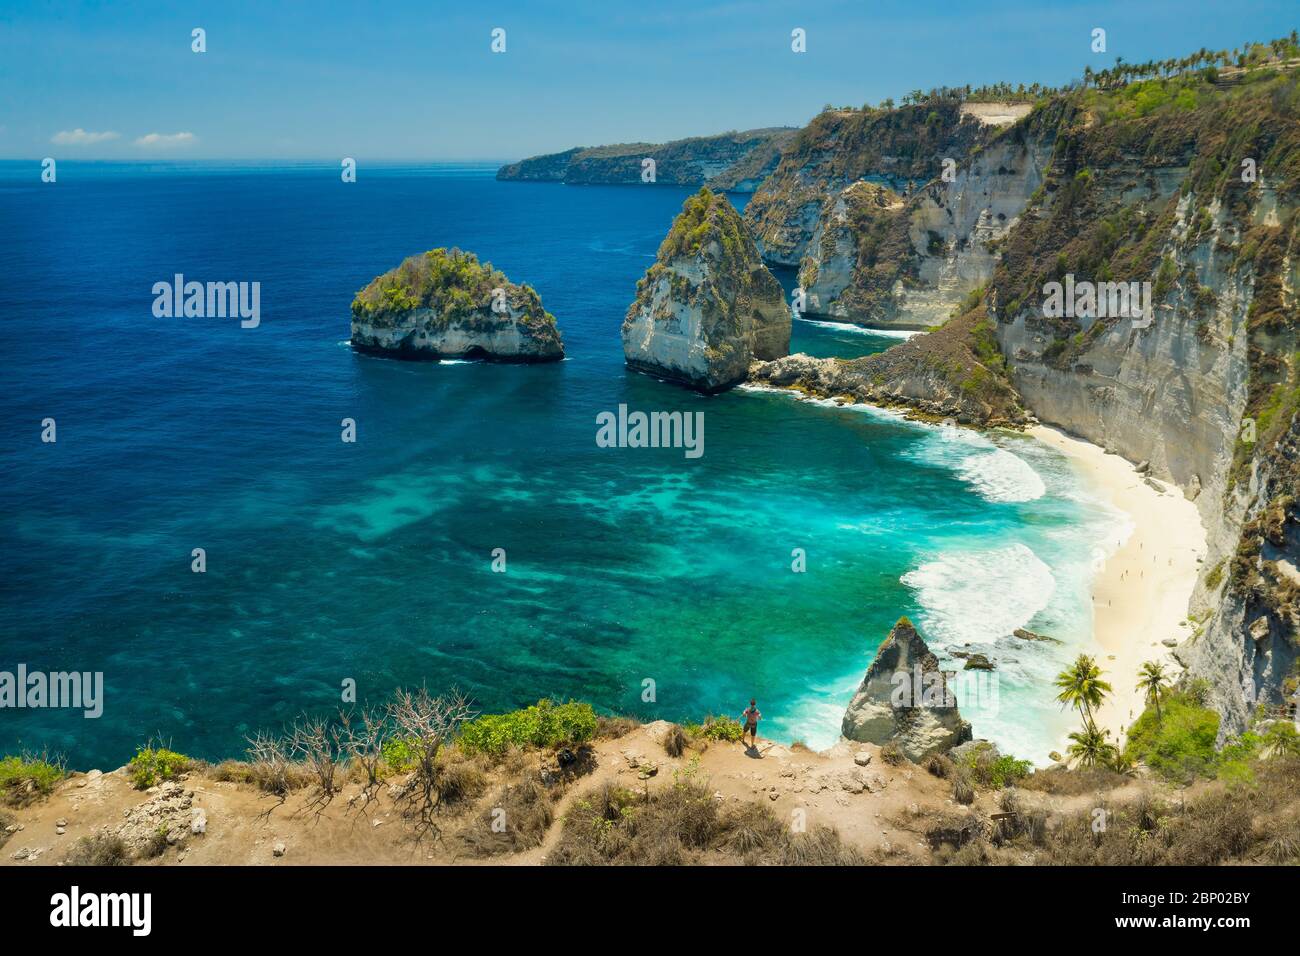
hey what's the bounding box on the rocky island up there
[622,187,790,392]
[842,617,973,761]
[350,248,563,362]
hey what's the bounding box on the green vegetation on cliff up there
[351,247,557,332]
[458,700,598,757]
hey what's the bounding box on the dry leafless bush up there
[336,705,388,815]
[242,731,302,817]
[386,686,475,841]
[287,714,344,818]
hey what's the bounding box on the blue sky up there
[1,0,1295,160]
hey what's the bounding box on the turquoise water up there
[0,161,1125,767]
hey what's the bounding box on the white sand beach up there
[1030,426,1208,749]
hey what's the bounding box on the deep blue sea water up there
[0,161,1126,767]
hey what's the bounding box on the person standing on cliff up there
[741,699,761,749]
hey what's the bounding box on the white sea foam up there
[913,425,1046,503]
[795,317,920,339]
[737,382,915,425]
[902,543,1056,647]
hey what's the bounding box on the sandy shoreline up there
[1029,426,1207,750]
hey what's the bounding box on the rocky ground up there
[2,721,1162,867]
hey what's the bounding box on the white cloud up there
[51,128,120,145]
[134,132,198,148]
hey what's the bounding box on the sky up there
[1,0,1296,160]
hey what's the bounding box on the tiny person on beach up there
[742,699,761,748]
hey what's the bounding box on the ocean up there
[0,161,1128,767]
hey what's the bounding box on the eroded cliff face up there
[351,248,563,362]
[750,72,1300,731]
[743,102,993,266]
[979,80,1300,733]
[796,133,1053,328]
[623,188,790,392]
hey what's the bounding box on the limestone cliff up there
[743,101,997,267]
[797,125,1053,329]
[752,51,1300,733]
[980,74,1300,734]
[842,618,973,761]
[496,128,797,192]
[623,188,790,392]
[350,248,563,362]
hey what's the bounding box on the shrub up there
[65,833,131,866]
[0,753,65,806]
[955,742,1031,788]
[458,700,598,757]
[220,734,313,796]
[923,753,954,778]
[380,736,421,774]
[953,773,975,805]
[431,756,486,807]
[880,742,907,766]
[684,716,743,743]
[1123,690,1220,782]
[595,715,638,739]
[139,827,170,859]
[127,746,194,790]
[663,724,687,758]
[459,777,554,857]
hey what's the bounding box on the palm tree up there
[1055,654,1113,730]
[1108,748,1138,776]
[1136,661,1169,723]
[1261,723,1300,760]
[1067,724,1118,768]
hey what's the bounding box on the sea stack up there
[841,617,972,761]
[351,247,563,362]
[622,187,790,392]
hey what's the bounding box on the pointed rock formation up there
[351,247,563,362]
[622,187,790,392]
[841,617,972,761]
